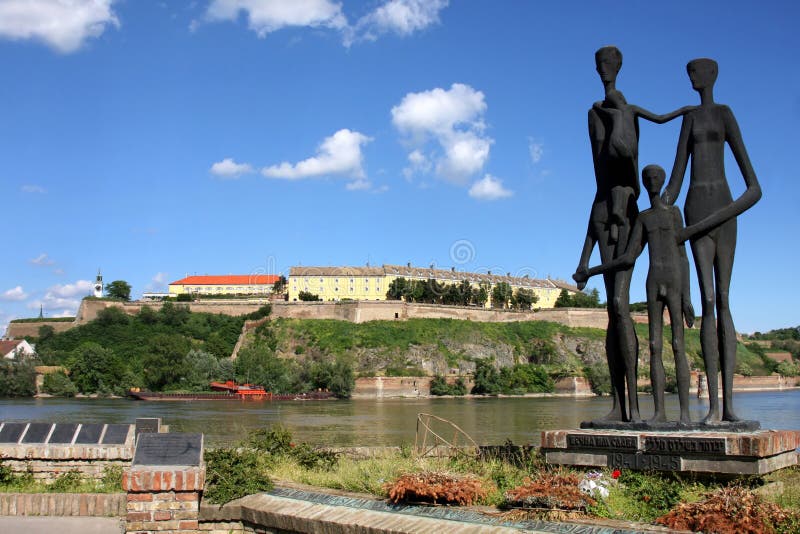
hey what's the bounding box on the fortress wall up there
[352,376,432,398]
[5,321,76,339]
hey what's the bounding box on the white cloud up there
[345,179,371,191]
[146,272,169,292]
[0,0,119,53]
[21,184,46,194]
[528,138,543,163]
[403,149,431,179]
[1,286,28,301]
[204,0,346,37]
[347,0,448,45]
[30,253,55,266]
[48,280,94,298]
[210,158,254,178]
[26,279,94,315]
[392,83,492,185]
[262,128,371,181]
[51,309,76,318]
[468,174,513,201]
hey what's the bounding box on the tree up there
[471,359,501,395]
[511,288,538,310]
[298,291,321,302]
[386,277,407,300]
[554,288,603,308]
[491,282,513,309]
[68,342,126,394]
[142,334,191,390]
[38,324,55,341]
[42,371,78,397]
[472,284,489,307]
[272,276,287,295]
[0,359,37,397]
[105,280,132,301]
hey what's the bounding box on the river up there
[1,390,799,447]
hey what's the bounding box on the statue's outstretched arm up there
[663,115,691,205]
[575,219,644,287]
[633,105,696,125]
[680,107,762,238]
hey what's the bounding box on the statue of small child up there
[593,89,639,244]
[574,164,696,423]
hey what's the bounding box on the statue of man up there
[576,46,691,422]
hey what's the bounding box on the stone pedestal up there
[541,429,800,475]
[123,466,205,533]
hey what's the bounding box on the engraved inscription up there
[609,452,680,471]
[644,437,726,454]
[567,434,638,450]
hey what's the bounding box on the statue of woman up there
[663,58,762,423]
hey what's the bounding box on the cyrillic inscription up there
[567,434,638,450]
[644,437,726,454]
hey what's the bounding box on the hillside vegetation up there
[2,304,775,397]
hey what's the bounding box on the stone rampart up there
[5,320,75,339]
[352,376,431,398]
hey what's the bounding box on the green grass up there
[10,317,75,323]
[0,464,123,494]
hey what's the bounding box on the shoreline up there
[28,384,800,401]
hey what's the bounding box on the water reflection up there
[1,390,798,447]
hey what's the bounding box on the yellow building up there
[288,264,577,308]
[168,275,280,297]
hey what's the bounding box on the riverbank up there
[5,390,800,448]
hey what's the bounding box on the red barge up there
[127,381,333,401]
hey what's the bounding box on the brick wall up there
[0,493,125,516]
[123,466,205,533]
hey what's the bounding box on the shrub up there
[50,470,84,492]
[204,448,273,504]
[0,359,37,397]
[616,470,684,520]
[384,471,491,506]
[42,371,78,397]
[656,485,798,534]
[430,375,467,396]
[504,472,595,511]
[289,443,338,471]
[247,425,293,456]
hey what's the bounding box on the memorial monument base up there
[541,428,800,475]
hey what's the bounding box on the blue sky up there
[1,0,798,334]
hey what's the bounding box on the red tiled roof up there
[170,275,281,286]
[0,340,22,354]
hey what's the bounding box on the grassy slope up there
[268,317,767,376]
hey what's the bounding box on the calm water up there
[1,390,799,447]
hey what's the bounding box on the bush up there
[289,443,339,471]
[50,470,84,492]
[204,448,273,504]
[247,425,293,455]
[0,359,37,397]
[430,375,467,396]
[42,371,78,397]
[384,471,491,506]
[246,305,272,321]
[583,362,611,395]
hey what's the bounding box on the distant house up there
[0,339,35,360]
[168,275,281,298]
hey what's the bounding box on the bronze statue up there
[575,164,695,424]
[663,58,762,423]
[577,46,692,422]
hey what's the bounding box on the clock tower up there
[93,269,103,298]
